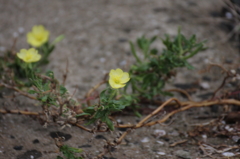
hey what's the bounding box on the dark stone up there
[33,139,40,144]
[152,7,167,13]
[118,38,128,43]
[117,128,127,132]
[10,135,15,139]
[103,157,117,159]
[162,137,170,142]
[225,58,233,64]
[188,1,197,6]
[49,131,72,141]
[17,150,42,159]
[78,144,92,148]
[122,28,131,33]
[13,146,23,151]
[202,76,211,81]
[174,83,199,90]
[209,11,221,17]
[95,135,107,140]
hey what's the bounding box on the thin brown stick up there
[71,123,92,133]
[0,83,37,100]
[85,80,107,106]
[145,99,240,127]
[134,98,182,128]
[0,109,41,116]
[165,88,193,101]
[62,59,69,86]
[170,139,187,147]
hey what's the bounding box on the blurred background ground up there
[0,0,240,158]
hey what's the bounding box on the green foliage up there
[129,29,206,99]
[57,145,83,159]
[81,88,130,130]
[28,71,68,107]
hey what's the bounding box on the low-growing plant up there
[3,25,239,158]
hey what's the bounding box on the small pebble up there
[156,140,164,145]
[232,136,240,143]
[225,12,233,19]
[119,60,126,66]
[18,27,25,34]
[153,129,166,138]
[225,125,234,132]
[200,82,210,89]
[99,57,106,63]
[141,137,149,143]
[13,146,23,150]
[13,32,19,38]
[0,46,6,52]
[222,152,235,157]
[33,139,40,144]
[175,150,191,159]
[157,152,165,155]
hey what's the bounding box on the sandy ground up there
[1,0,240,158]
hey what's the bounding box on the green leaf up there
[60,85,67,95]
[150,48,158,55]
[43,82,50,91]
[46,70,54,79]
[28,90,37,94]
[75,112,91,117]
[130,41,141,63]
[105,117,114,131]
[52,35,64,45]
[41,95,48,102]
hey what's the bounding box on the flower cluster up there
[27,25,49,47]
[109,68,130,89]
[17,48,41,63]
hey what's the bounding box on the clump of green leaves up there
[57,145,83,159]
[80,88,130,130]
[128,29,206,99]
[28,71,69,107]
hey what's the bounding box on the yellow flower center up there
[113,77,121,84]
[25,53,33,61]
[35,33,44,41]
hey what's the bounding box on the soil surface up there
[1,0,240,159]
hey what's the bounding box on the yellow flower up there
[27,25,49,47]
[109,68,130,89]
[17,48,41,63]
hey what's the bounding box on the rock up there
[200,82,210,89]
[78,144,92,148]
[95,134,107,140]
[141,137,150,143]
[17,150,42,159]
[175,150,191,159]
[32,139,39,144]
[153,129,166,138]
[156,152,166,155]
[13,146,23,151]
[49,131,72,141]
[222,152,235,157]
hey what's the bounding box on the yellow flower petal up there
[27,25,49,47]
[17,48,41,63]
[120,72,130,83]
[108,68,130,89]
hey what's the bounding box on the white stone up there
[222,152,235,157]
[141,137,149,143]
[157,152,166,155]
